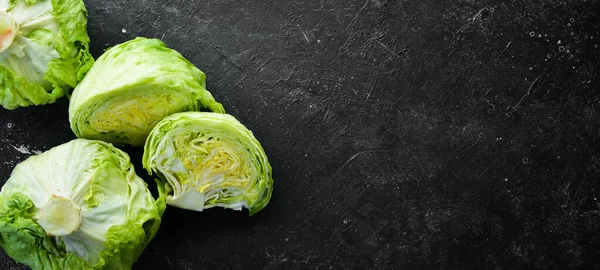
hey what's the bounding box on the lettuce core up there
[0,11,18,52]
[34,195,81,236]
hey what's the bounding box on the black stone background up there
[1,0,600,269]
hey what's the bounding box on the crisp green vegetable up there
[0,139,166,269]
[68,37,225,147]
[143,112,273,215]
[0,0,93,110]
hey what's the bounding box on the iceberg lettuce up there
[0,139,165,269]
[143,112,273,215]
[0,0,93,109]
[69,37,225,147]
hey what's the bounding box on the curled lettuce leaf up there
[0,139,166,269]
[0,0,94,110]
[69,37,225,147]
[143,112,273,215]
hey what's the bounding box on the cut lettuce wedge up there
[69,37,225,147]
[143,112,273,215]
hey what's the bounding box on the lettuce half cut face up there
[0,139,166,269]
[143,112,273,215]
[0,0,94,109]
[68,37,225,147]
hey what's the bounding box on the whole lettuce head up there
[0,139,166,269]
[143,112,273,215]
[68,37,225,147]
[0,0,94,110]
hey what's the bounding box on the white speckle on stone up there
[6,122,13,129]
[504,178,508,182]
[12,145,31,154]
[121,28,127,33]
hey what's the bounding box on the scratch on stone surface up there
[234,75,248,87]
[164,24,186,42]
[367,74,381,100]
[332,35,354,64]
[302,31,310,43]
[453,23,470,37]
[346,39,373,61]
[496,40,513,61]
[338,123,355,138]
[375,40,399,57]
[193,40,241,70]
[323,106,331,122]
[464,87,493,112]
[334,152,363,175]
[513,73,544,109]
[285,104,328,142]
[284,66,296,81]
[347,0,370,30]
[331,0,370,64]
[160,0,176,11]
[470,7,490,22]
[270,66,296,87]
[475,156,500,180]
[164,256,173,267]
[284,1,304,22]
[401,10,419,35]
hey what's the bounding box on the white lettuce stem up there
[0,11,18,53]
[35,195,82,236]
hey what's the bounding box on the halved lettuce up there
[69,37,225,147]
[0,139,166,269]
[143,112,273,215]
[0,0,94,110]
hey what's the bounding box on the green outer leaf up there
[9,0,39,9]
[0,64,63,109]
[0,193,93,270]
[142,112,273,216]
[0,0,93,110]
[98,156,167,270]
[50,0,94,82]
[0,139,166,269]
[69,37,225,146]
[25,28,55,48]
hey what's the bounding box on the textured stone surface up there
[1,0,600,269]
